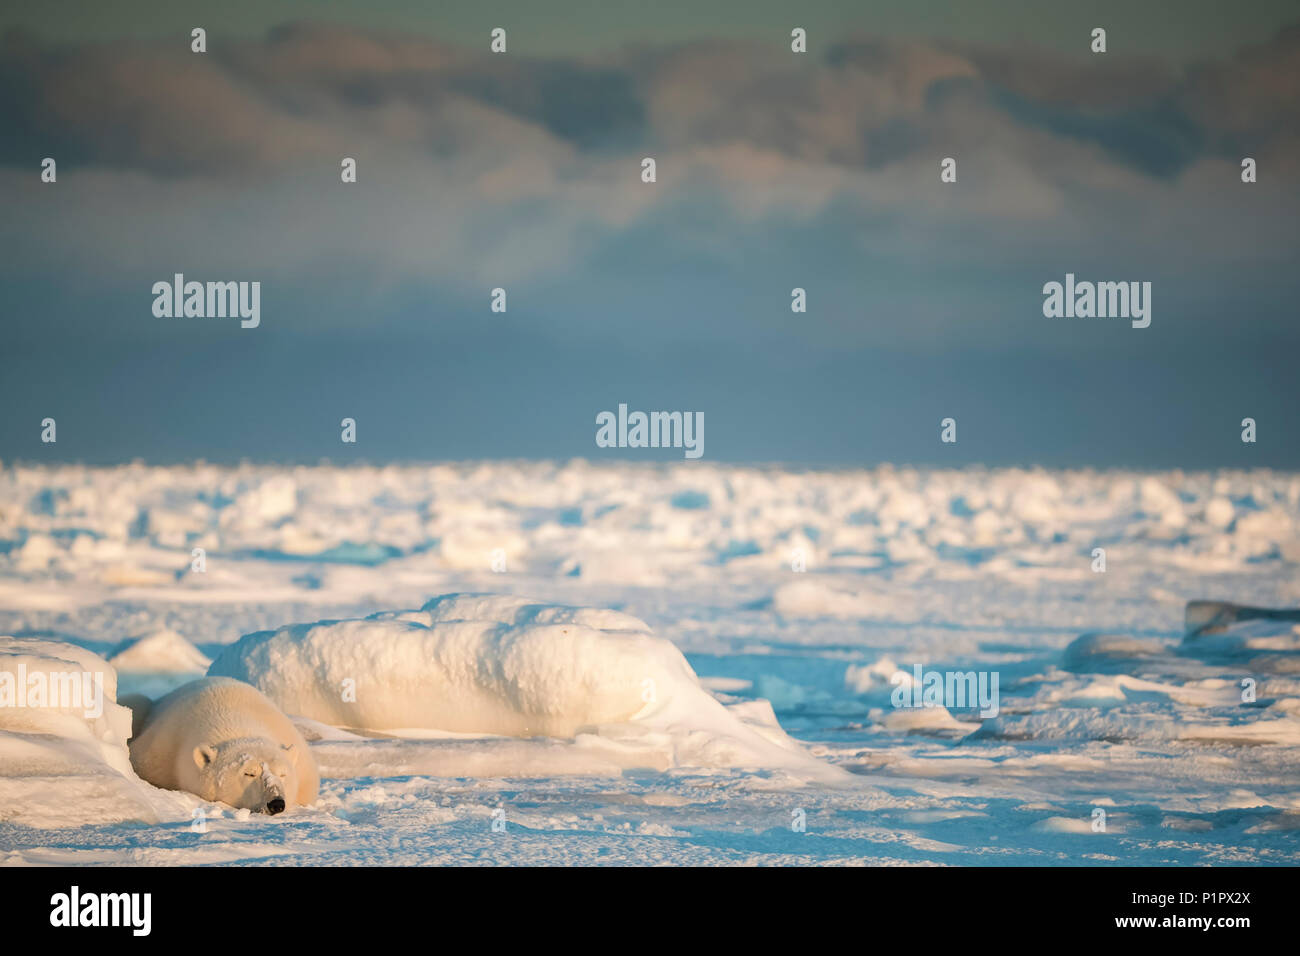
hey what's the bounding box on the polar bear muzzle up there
[194,741,298,812]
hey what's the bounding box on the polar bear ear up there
[193,745,217,769]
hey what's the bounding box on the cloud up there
[3,17,1298,469]
[6,21,1296,174]
[1,21,1297,308]
[1177,23,1300,156]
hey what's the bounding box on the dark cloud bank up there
[2,21,1297,467]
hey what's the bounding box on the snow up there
[1,460,1299,864]
[208,594,836,778]
[0,636,192,828]
[773,579,912,620]
[109,629,212,675]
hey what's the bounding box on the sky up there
[2,1,1298,467]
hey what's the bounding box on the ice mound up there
[773,579,910,620]
[1184,600,1300,638]
[979,601,1300,747]
[108,628,213,699]
[209,593,839,778]
[1179,605,1300,678]
[210,594,692,737]
[974,706,1300,746]
[0,636,192,827]
[1062,632,1170,672]
[108,628,212,674]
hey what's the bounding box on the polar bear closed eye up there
[127,677,319,813]
[194,739,302,814]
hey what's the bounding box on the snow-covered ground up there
[1,461,1299,865]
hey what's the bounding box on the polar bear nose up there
[266,798,286,815]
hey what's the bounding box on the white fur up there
[128,677,318,813]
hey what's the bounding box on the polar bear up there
[126,677,318,814]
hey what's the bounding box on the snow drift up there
[0,636,191,827]
[209,593,838,778]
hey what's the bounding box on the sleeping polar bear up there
[126,677,318,814]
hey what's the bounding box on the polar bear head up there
[193,737,302,814]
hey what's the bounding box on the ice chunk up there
[108,629,212,674]
[209,594,839,777]
[0,636,193,827]
[1184,601,1300,638]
